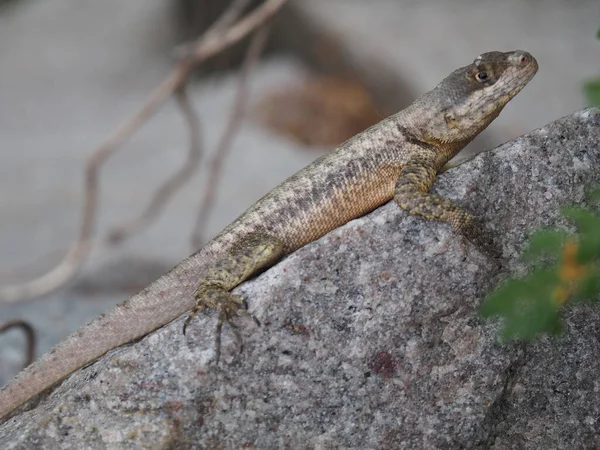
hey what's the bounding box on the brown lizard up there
[0,50,538,420]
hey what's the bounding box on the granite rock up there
[1,108,600,449]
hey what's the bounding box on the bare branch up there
[208,0,255,34]
[108,0,260,245]
[192,24,271,248]
[0,0,289,303]
[173,0,254,60]
[106,85,202,244]
[0,320,36,368]
[188,0,284,64]
[0,248,64,283]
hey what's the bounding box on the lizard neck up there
[424,135,478,162]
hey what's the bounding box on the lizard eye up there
[475,71,489,83]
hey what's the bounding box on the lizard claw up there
[183,304,206,336]
[183,289,260,364]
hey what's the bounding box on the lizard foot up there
[183,288,260,364]
[456,216,503,263]
[182,233,283,363]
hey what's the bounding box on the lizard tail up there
[0,246,217,421]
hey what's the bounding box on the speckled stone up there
[1,108,599,449]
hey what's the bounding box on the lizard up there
[0,50,538,421]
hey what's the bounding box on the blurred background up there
[0,0,598,383]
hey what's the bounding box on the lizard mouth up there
[507,50,539,93]
[484,50,538,107]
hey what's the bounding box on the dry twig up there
[0,320,36,368]
[107,0,258,244]
[107,85,202,244]
[192,24,271,247]
[0,249,65,283]
[0,0,288,303]
[176,0,255,59]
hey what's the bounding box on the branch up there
[108,0,263,245]
[0,0,289,303]
[187,0,283,65]
[0,248,64,283]
[177,0,255,55]
[106,85,202,244]
[191,24,271,248]
[0,320,36,368]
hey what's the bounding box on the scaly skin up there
[0,50,537,420]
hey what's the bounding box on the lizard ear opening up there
[444,111,458,129]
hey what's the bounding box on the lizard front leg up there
[184,233,284,363]
[394,155,501,258]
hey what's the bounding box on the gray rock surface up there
[2,0,599,393]
[1,108,599,448]
[0,0,315,384]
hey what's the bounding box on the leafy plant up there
[583,28,600,105]
[481,189,600,341]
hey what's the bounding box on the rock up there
[1,108,599,448]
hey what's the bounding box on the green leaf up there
[480,269,562,341]
[597,27,600,39]
[576,232,600,264]
[500,299,563,341]
[572,265,600,304]
[585,188,600,203]
[584,79,600,106]
[521,229,568,262]
[480,277,526,317]
[561,206,600,234]
[561,205,600,263]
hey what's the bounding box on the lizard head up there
[417,50,538,151]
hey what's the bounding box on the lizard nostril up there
[513,51,531,66]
